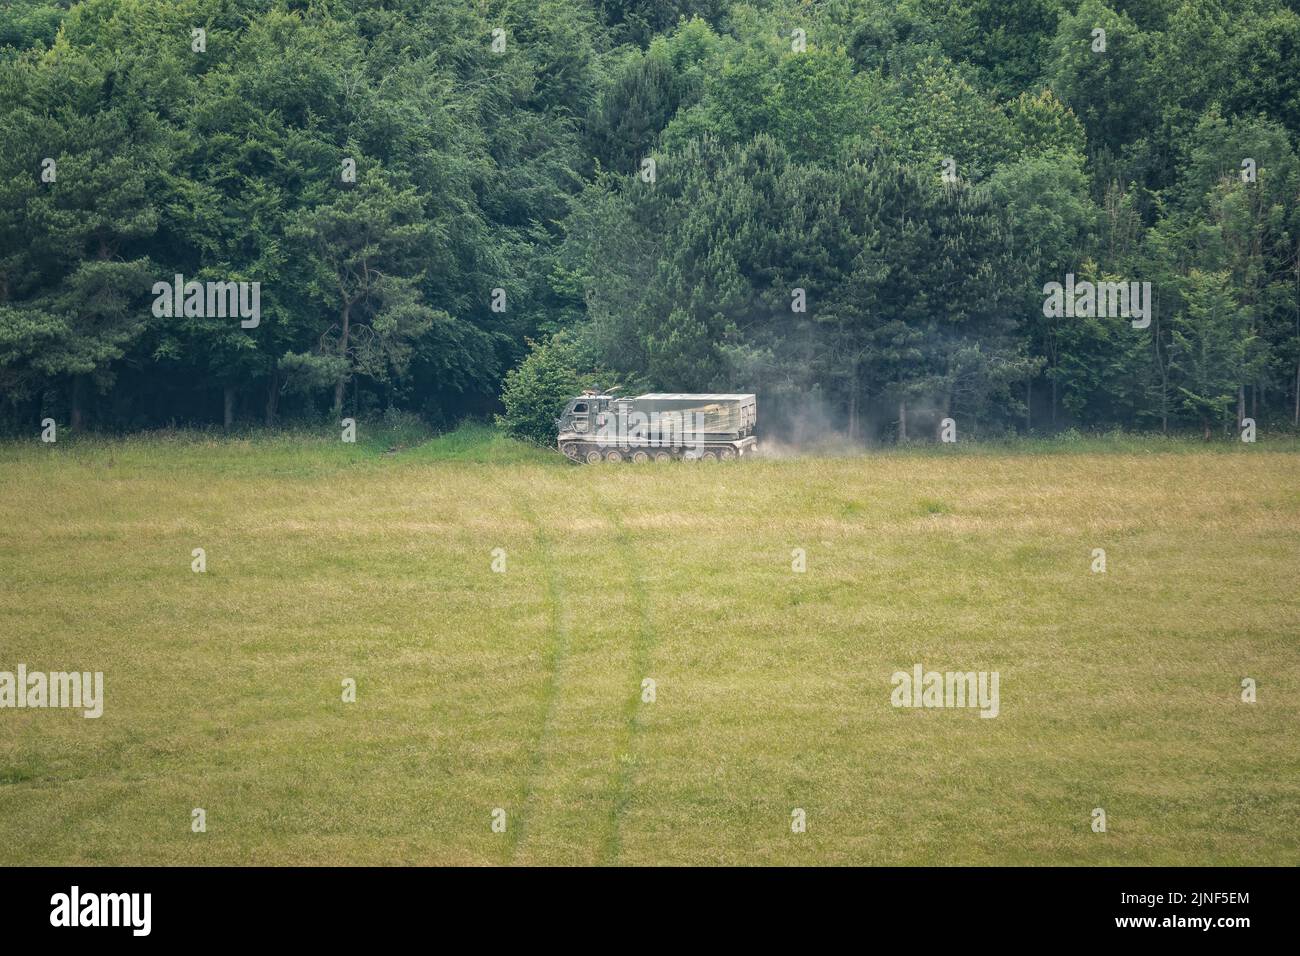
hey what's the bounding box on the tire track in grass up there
[595,497,656,865]
[504,498,569,864]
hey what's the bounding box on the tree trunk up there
[223,385,235,430]
[70,375,85,430]
[847,360,859,441]
[265,365,279,427]
[1154,310,1168,434]
[1237,385,1246,430]
[333,301,351,417]
[1025,378,1032,433]
[898,398,908,443]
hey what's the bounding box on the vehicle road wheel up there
[631,450,650,464]
[719,447,736,461]
[701,450,718,462]
[561,444,578,459]
[584,449,603,464]
[653,451,672,463]
[605,449,624,463]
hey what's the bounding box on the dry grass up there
[0,427,1296,865]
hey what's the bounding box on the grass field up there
[1,425,1297,865]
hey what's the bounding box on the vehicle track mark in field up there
[595,499,656,865]
[504,499,569,864]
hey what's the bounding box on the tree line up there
[2,0,1299,442]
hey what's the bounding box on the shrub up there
[497,333,590,446]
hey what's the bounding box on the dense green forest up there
[2,0,1298,441]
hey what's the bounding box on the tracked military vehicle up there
[557,391,757,462]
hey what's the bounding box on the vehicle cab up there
[558,390,613,436]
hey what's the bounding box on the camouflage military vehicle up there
[556,391,758,462]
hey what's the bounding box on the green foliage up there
[926,0,1064,97]
[0,1,68,49]
[869,54,1022,174]
[496,331,598,445]
[595,0,730,48]
[586,49,685,174]
[1169,270,1263,433]
[2,0,1300,440]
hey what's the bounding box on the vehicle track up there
[503,498,569,864]
[594,496,657,865]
